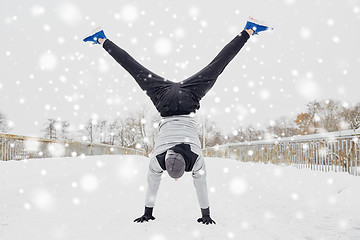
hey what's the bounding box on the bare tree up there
[83,119,97,143]
[108,121,118,145]
[306,100,321,134]
[267,116,298,138]
[124,115,141,148]
[0,111,11,133]
[113,117,129,146]
[317,99,342,132]
[206,130,225,147]
[57,120,70,140]
[106,107,159,153]
[197,115,225,148]
[136,107,150,153]
[295,113,314,135]
[109,112,146,149]
[98,120,107,143]
[341,103,360,130]
[229,125,265,143]
[43,119,57,139]
[243,126,265,142]
[127,106,161,154]
[147,115,161,149]
[296,99,343,134]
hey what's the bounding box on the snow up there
[57,2,82,25]
[154,38,173,56]
[300,27,312,39]
[30,6,45,17]
[297,78,321,101]
[1,155,360,239]
[39,52,58,71]
[120,5,139,22]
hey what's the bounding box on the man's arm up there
[134,158,163,223]
[192,155,216,224]
[145,160,163,208]
[192,156,209,209]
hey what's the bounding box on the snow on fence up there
[203,129,360,176]
[0,133,145,161]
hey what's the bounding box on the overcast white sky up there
[1,0,360,137]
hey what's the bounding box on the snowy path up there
[1,155,360,240]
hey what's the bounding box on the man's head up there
[165,149,185,179]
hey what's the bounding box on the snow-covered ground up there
[1,155,360,240]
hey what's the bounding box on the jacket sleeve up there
[192,154,210,209]
[145,157,163,208]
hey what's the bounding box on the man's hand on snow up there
[197,215,216,225]
[134,215,155,223]
[197,207,216,225]
[134,206,155,223]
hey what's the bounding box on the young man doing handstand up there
[83,16,272,224]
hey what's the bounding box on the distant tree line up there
[294,99,360,134]
[227,99,360,145]
[40,106,160,155]
[1,99,360,153]
[200,99,360,148]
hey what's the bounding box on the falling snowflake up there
[48,143,65,157]
[154,38,172,56]
[57,2,82,25]
[229,178,248,195]
[39,52,57,71]
[300,27,312,39]
[121,5,139,22]
[31,5,45,17]
[80,174,99,192]
[31,189,56,211]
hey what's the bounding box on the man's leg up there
[182,29,253,101]
[100,38,172,101]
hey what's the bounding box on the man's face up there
[174,178,179,181]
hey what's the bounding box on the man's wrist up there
[145,206,153,216]
[201,207,210,217]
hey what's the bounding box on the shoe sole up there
[247,16,274,30]
[83,26,103,40]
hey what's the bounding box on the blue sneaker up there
[83,27,107,44]
[244,16,273,35]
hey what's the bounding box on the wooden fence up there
[203,130,360,176]
[0,133,145,161]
